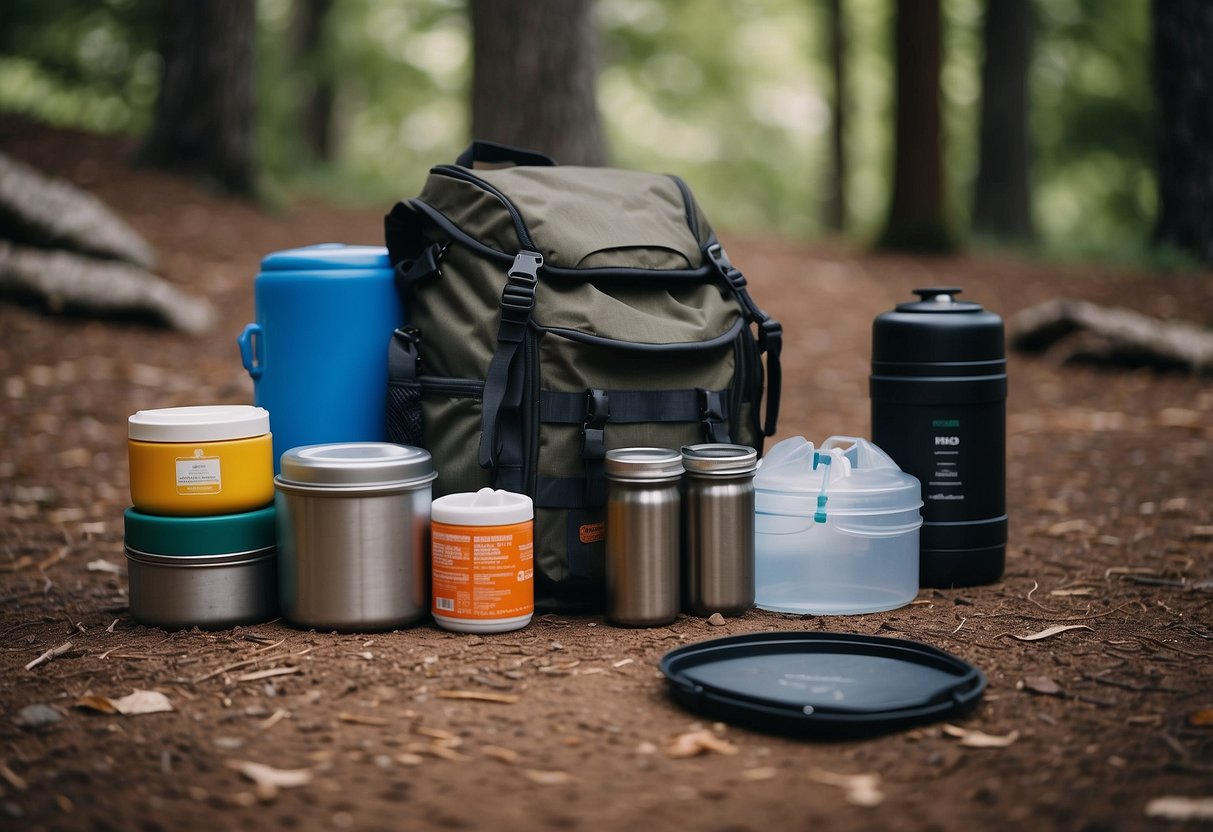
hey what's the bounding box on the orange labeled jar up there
[128,405,274,516]
[431,488,533,633]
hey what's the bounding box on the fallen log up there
[0,152,157,270]
[1009,298,1213,373]
[0,241,215,336]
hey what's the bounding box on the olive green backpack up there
[385,142,781,612]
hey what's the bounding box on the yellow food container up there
[128,405,274,516]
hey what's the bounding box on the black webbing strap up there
[705,242,782,436]
[582,389,609,505]
[699,389,729,443]
[478,250,544,489]
[540,388,732,425]
[388,327,421,383]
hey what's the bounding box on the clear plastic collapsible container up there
[754,436,922,615]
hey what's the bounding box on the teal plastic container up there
[238,244,403,473]
[124,506,277,629]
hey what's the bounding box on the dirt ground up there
[2,116,1212,832]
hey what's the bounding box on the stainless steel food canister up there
[123,506,277,629]
[604,448,683,627]
[275,442,437,631]
[681,443,758,617]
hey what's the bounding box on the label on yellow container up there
[175,451,222,495]
[431,521,533,620]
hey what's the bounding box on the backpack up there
[384,141,781,612]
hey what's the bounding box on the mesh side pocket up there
[386,381,423,447]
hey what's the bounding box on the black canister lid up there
[873,287,1005,365]
[659,631,986,738]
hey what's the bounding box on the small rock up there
[14,704,62,729]
[706,613,727,627]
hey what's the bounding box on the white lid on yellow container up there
[432,487,533,526]
[129,405,270,443]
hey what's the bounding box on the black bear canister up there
[870,288,1007,587]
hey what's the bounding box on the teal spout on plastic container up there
[238,244,402,473]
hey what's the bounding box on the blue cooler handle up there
[238,323,263,380]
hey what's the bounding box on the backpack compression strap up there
[479,250,545,491]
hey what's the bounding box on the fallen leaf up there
[942,724,1020,748]
[77,689,173,716]
[1145,796,1213,821]
[436,690,520,704]
[1019,676,1062,696]
[523,769,572,785]
[807,769,884,807]
[665,729,738,758]
[1007,624,1093,642]
[1188,708,1213,727]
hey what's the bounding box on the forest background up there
[0,0,1178,264]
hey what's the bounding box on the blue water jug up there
[238,244,402,472]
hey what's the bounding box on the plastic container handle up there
[238,323,263,380]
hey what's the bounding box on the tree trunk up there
[292,0,335,162]
[971,0,1034,241]
[878,0,954,252]
[469,0,607,166]
[824,0,847,233]
[1153,0,1213,264]
[139,0,257,196]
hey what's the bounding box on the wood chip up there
[258,709,289,732]
[665,729,738,758]
[807,769,884,807]
[1047,518,1096,537]
[395,753,424,766]
[0,763,28,791]
[612,658,634,668]
[436,690,520,704]
[740,766,778,782]
[235,666,301,682]
[1005,624,1093,642]
[86,559,122,574]
[1145,797,1213,821]
[338,712,389,727]
[226,760,312,799]
[942,724,1020,748]
[482,745,519,764]
[1190,526,1213,540]
[523,769,572,785]
[1019,676,1062,696]
[25,640,72,671]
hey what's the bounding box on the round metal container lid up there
[604,447,683,481]
[660,631,986,738]
[123,506,276,556]
[681,443,758,476]
[128,405,270,443]
[277,442,436,487]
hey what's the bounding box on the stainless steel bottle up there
[604,448,683,627]
[681,443,758,617]
[871,287,1007,587]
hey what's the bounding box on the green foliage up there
[0,0,159,133]
[0,0,1162,259]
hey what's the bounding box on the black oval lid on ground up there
[659,631,986,739]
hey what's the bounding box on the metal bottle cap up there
[604,447,684,481]
[681,444,758,476]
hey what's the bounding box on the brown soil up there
[2,116,1212,832]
